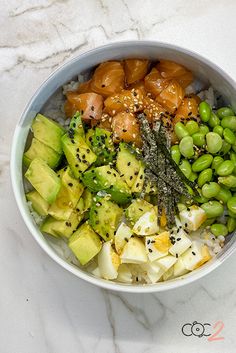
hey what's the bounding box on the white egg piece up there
[173,257,189,277]
[179,205,207,231]
[86,261,101,277]
[98,241,120,280]
[141,261,164,283]
[117,264,133,283]
[121,237,148,264]
[145,231,171,261]
[156,255,177,272]
[115,222,133,254]
[169,229,192,257]
[181,241,204,271]
[133,209,159,235]
[162,266,174,281]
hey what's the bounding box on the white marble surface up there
[2,1,236,352]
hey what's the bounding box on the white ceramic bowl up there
[11,41,236,292]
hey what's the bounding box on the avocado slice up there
[89,196,123,240]
[131,164,145,193]
[32,114,65,154]
[62,133,97,178]
[48,167,84,220]
[69,112,85,139]
[68,222,102,265]
[125,199,155,225]
[85,128,94,148]
[91,128,116,166]
[82,165,131,205]
[25,158,61,204]
[23,137,61,169]
[26,190,49,216]
[82,188,93,212]
[116,143,142,187]
[41,211,83,239]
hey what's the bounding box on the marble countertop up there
[2,1,236,352]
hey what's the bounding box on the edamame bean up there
[202,182,220,198]
[206,132,222,154]
[217,107,235,118]
[192,154,213,172]
[232,142,236,153]
[192,132,206,147]
[179,159,192,178]
[174,122,189,140]
[213,125,223,136]
[171,145,181,165]
[227,217,236,232]
[210,223,228,237]
[185,120,199,135]
[179,136,194,158]
[212,156,224,170]
[216,160,234,176]
[215,186,232,203]
[223,128,236,145]
[201,200,224,218]
[194,190,209,204]
[218,140,231,156]
[199,124,209,135]
[230,151,236,163]
[199,101,211,122]
[208,112,220,128]
[228,210,236,218]
[198,168,213,187]
[221,116,236,131]
[227,196,236,214]
[189,171,198,182]
[218,175,236,188]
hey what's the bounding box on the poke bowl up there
[11,41,236,292]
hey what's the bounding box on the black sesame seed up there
[91,105,94,111]
[148,248,153,253]
[127,162,131,166]
[101,84,105,88]
[176,254,179,258]
[130,176,133,180]
[192,251,196,256]
[86,149,90,153]
[134,171,138,176]
[68,183,73,187]
[95,220,99,224]
[136,183,140,187]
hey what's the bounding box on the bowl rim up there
[10,40,236,293]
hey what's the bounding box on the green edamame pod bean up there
[171,145,181,165]
[199,124,209,135]
[206,132,222,154]
[179,136,194,158]
[201,218,216,227]
[213,125,223,136]
[174,122,189,140]
[221,116,236,131]
[208,112,220,128]
[201,200,224,218]
[217,107,235,118]
[218,140,231,156]
[215,186,232,203]
[218,175,236,188]
[192,154,213,172]
[230,151,236,163]
[185,120,199,135]
[227,217,236,233]
[228,210,236,218]
[227,196,236,214]
[210,223,228,237]
[192,132,206,147]
[179,159,192,179]
[202,182,220,198]
[232,142,236,153]
[197,168,212,187]
[189,171,198,182]
[216,160,234,176]
[211,156,224,170]
[223,128,236,145]
[199,101,211,122]
[194,190,209,204]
